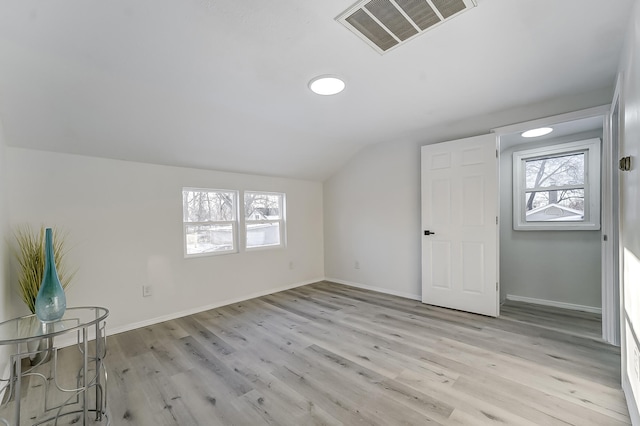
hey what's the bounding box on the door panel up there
[431,242,451,288]
[462,242,484,294]
[421,133,498,317]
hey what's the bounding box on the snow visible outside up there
[246,223,280,248]
[524,152,585,222]
[185,224,233,254]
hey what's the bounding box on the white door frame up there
[492,105,615,341]
[602,75,623,346]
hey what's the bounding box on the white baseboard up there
[107,277,324,337]
[49,278,323,349]
[49,277,414,348]
[0,277,325,401]
[325,278,421,301]
[505,294,601,314]
[623,378,640,426]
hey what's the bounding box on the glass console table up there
[0,307,109,425]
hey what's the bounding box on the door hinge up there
[496,282,499,291]
[496,149,498,158]
[496,216,498,225]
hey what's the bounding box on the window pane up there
[185,224,234,254]
[246,222,281,248]
[524,189,585,222]
[245,192,282,220]
[183,190,236,222]
[525,153,584,189]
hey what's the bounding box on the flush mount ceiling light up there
[309,76,345,95]
[521,127,553,138]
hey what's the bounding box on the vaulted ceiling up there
[0,0,634,180]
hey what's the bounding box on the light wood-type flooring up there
[11,281,632,425]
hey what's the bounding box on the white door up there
[421,134,499,317]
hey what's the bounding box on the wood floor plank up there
[302,343,453,423]
[4,281,629,425]
[169,368,267,426]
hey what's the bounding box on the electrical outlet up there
[142,285,153,297]
[289,261,294,270]
[355,261,360,270]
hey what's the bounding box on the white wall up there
[0,120,12,377]
[324,139,422,299]
[619,0,640,422]
[324,88,613,301]
[6,148,324,333]
[499,131,602,310]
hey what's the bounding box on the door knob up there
[424,230,435,235]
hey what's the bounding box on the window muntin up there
[183,189,238,256]
[244,192,285,249]
[513,139,600,230]
[524,151,586,222]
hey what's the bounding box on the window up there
[183,188,238,256]
[512,138,601,231]
[244,191,285,249]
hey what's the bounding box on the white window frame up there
[244,191,286,250]
[182,188,239,257]
[512,138,601,231]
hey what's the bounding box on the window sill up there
[514,222,601,231]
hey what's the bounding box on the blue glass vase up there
[35,228,67,322]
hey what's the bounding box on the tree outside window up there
[513,139,600,231]
[244,192,285,249]
[183,189,238,256]
[524,152,585,221]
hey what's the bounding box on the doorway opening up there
[493,105,619,344]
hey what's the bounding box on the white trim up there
[623,378,640,426]
[108,277,323,336]
[505,294,601,314]
[66,278,418,346]
[512,138,601,231]
[184,221,238,258]
[244,191,286,250]
[491,105,611,136]
[183,188,240,258]
[325,278,421,301]
[51,278,324,349]
[602,72,623,346]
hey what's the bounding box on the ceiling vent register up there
[337,0,477,54]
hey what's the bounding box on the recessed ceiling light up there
[309,76,345,96]
[521,127,553,138]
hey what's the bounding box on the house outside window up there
[244,191,286,249]
[183,188,238,256]
[512,138,601,231]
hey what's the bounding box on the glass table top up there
[0,307,109,344]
